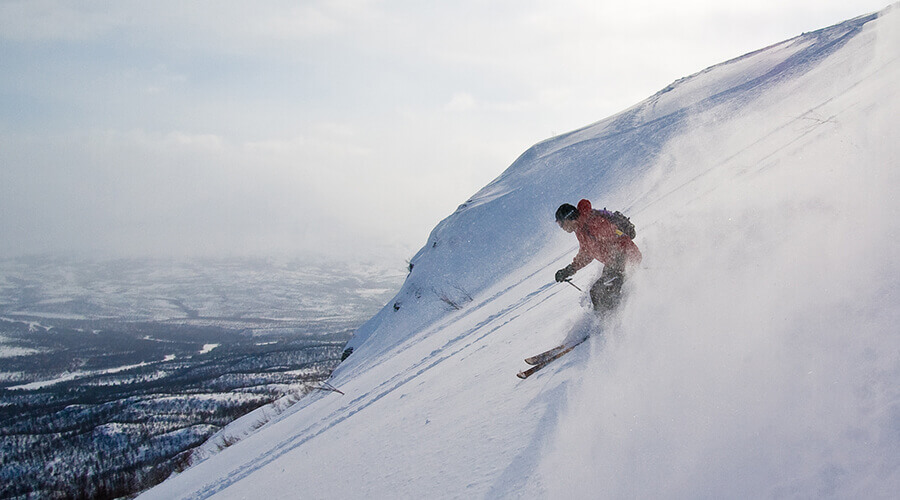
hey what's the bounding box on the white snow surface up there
[142,7,899,499]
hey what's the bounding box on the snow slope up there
[142,6,899,499]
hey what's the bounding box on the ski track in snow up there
[185,274,566,498]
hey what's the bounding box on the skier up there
[554,199,642,316]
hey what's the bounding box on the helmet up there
[555,203,578,222]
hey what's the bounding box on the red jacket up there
[570,199,642,271]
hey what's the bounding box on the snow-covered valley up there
[142,6,899,499]
[0,258,404,498]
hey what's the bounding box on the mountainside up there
[142,6,899,499]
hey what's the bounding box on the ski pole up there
[563,279,583,292]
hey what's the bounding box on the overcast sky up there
[0,1,890,264]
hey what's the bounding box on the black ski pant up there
[590,263,625,316]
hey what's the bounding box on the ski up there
[517,346,575,379]
[517,336,589,379]
[524,335,589,365]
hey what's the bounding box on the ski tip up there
[516,371,529,380]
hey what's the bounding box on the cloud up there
[444,92,477,112]
[0,123,475,260]
[0,0,117,41]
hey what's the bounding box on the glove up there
[555,265,575,283]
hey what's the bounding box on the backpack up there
[595,209,636,239]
